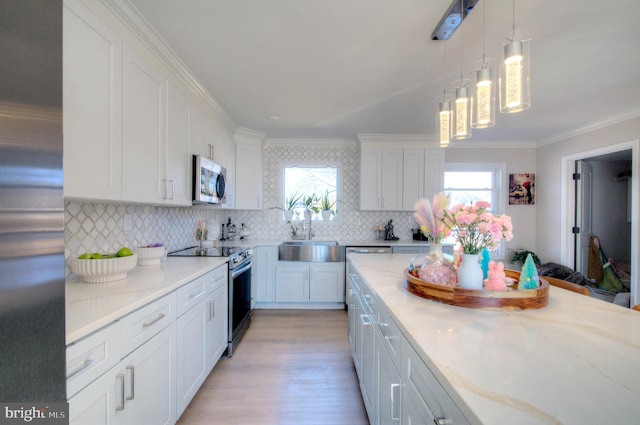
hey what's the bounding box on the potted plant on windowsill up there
[319,190,336,221]
[272,191,303,221]
[302,193,320,220]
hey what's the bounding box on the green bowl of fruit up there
[70,247,137,283]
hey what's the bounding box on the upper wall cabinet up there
[165,83,192,205]
[234,128,265,210]
[360,147,403,211]
[121,44,167,204]
[63,0,123,201]
[359,136,444,212]
[402,148,444,210]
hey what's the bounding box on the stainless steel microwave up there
[193,155,226,204]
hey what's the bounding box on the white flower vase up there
[457,253,484,290]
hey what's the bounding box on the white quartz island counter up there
[66,257,227,344]
[348,253,640,425]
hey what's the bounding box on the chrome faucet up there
[303,209,314,240]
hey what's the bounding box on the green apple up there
[116,247,133,257]
[78,253,92,259]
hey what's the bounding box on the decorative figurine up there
[485,260,507,291]
[518,253,540,290]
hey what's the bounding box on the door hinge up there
[572,226,580,234]
[572,172,581,180]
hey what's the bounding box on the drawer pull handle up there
[434,418,447,425]
[143,313,166,328]
[67,359,95,379]
[126,366,135,401]
[189,289,205,301]
[116,373,125,411]
[391,383,401,421]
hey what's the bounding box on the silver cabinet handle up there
[67,359,95,379]
[126,366,135,401]
[434,418,447,425]
[391,383,401,421]
[188,289,205,301]
[116,373,125,411]
[169,179,174,200]
[143,313,166,328]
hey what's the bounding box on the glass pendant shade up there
[437,100,451,147]
[499,39,531,113]
[452,87,471,140]
[471,67,495,128]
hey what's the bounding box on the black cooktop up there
[168,246,242,258]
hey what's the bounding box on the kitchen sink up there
[278,240,345,262]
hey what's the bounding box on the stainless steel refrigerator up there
[0,0,66,402]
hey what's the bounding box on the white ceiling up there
[128,0,640,143]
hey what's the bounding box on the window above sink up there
[283,164,339,222]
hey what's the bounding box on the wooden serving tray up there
[404,268,549,310]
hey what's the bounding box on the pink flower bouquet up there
[441,201,513,254]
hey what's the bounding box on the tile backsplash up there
[65,142,417,277]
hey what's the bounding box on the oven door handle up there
[231,261,252,279]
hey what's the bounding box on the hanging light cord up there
[482,0,487,67]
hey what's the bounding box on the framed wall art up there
[509,173,535,205]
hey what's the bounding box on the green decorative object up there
[518,253,540,290]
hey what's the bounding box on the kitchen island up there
[347,253,640,425]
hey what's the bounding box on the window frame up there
[443,162,507,258]
[281,162,341,223]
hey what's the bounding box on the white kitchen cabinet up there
[275,263,345,303]
[360,147,403,211]
[63,0,123,201]
[234,128,264,210]
[69,294,177,425]
[165,82,192,206]
[402,148,444,210]
[121,43,166,204]
[376,331,402,425]
[255,246,278,303]
[175,266,228,417]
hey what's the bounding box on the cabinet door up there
[165,82,191,206]
[116,324,176,425]
[309,264,345,302]
[403,148,425,210]
[206,283,228,372]
[256,246,277,302]
[68,364,118,425]
[63,0,122,201]
[423,148,444,198]
[176,301,207,417]
[376,332,402,425]
[235,138,263,210]
[122,44,165,204]
[381,148,403,210]
[275,265,309,302]
[360,147,382,210]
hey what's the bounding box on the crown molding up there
[266,138,356,147]
[102,0,237,131]
[538,109,640,147]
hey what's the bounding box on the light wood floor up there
[177,309,370,425]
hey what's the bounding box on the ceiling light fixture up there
[431,0,480,40]
[438,98,452,147]
[471,0,495,129]
[451,1,471,141]
[499,0,531,113]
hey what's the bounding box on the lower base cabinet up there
[347,261,471,425]
[69,323,176,425]
[274,262,345,303]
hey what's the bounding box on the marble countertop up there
[66,257,227,345]
[348,253,640,425]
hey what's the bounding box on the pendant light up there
[471,0,495,129]
[451,1,471,141]
[499,0,531,113]
[437,97,452,147]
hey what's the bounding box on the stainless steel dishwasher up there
[345,246,392,308]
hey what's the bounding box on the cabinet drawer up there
[377,306,402,367]
[405,342,470,425]
[206,265,228,295]
[176,274,208,316]
[66,321,122,398]
[120,293,175,355]
[360,284,377,321]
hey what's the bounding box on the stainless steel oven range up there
[168,245,253,357]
